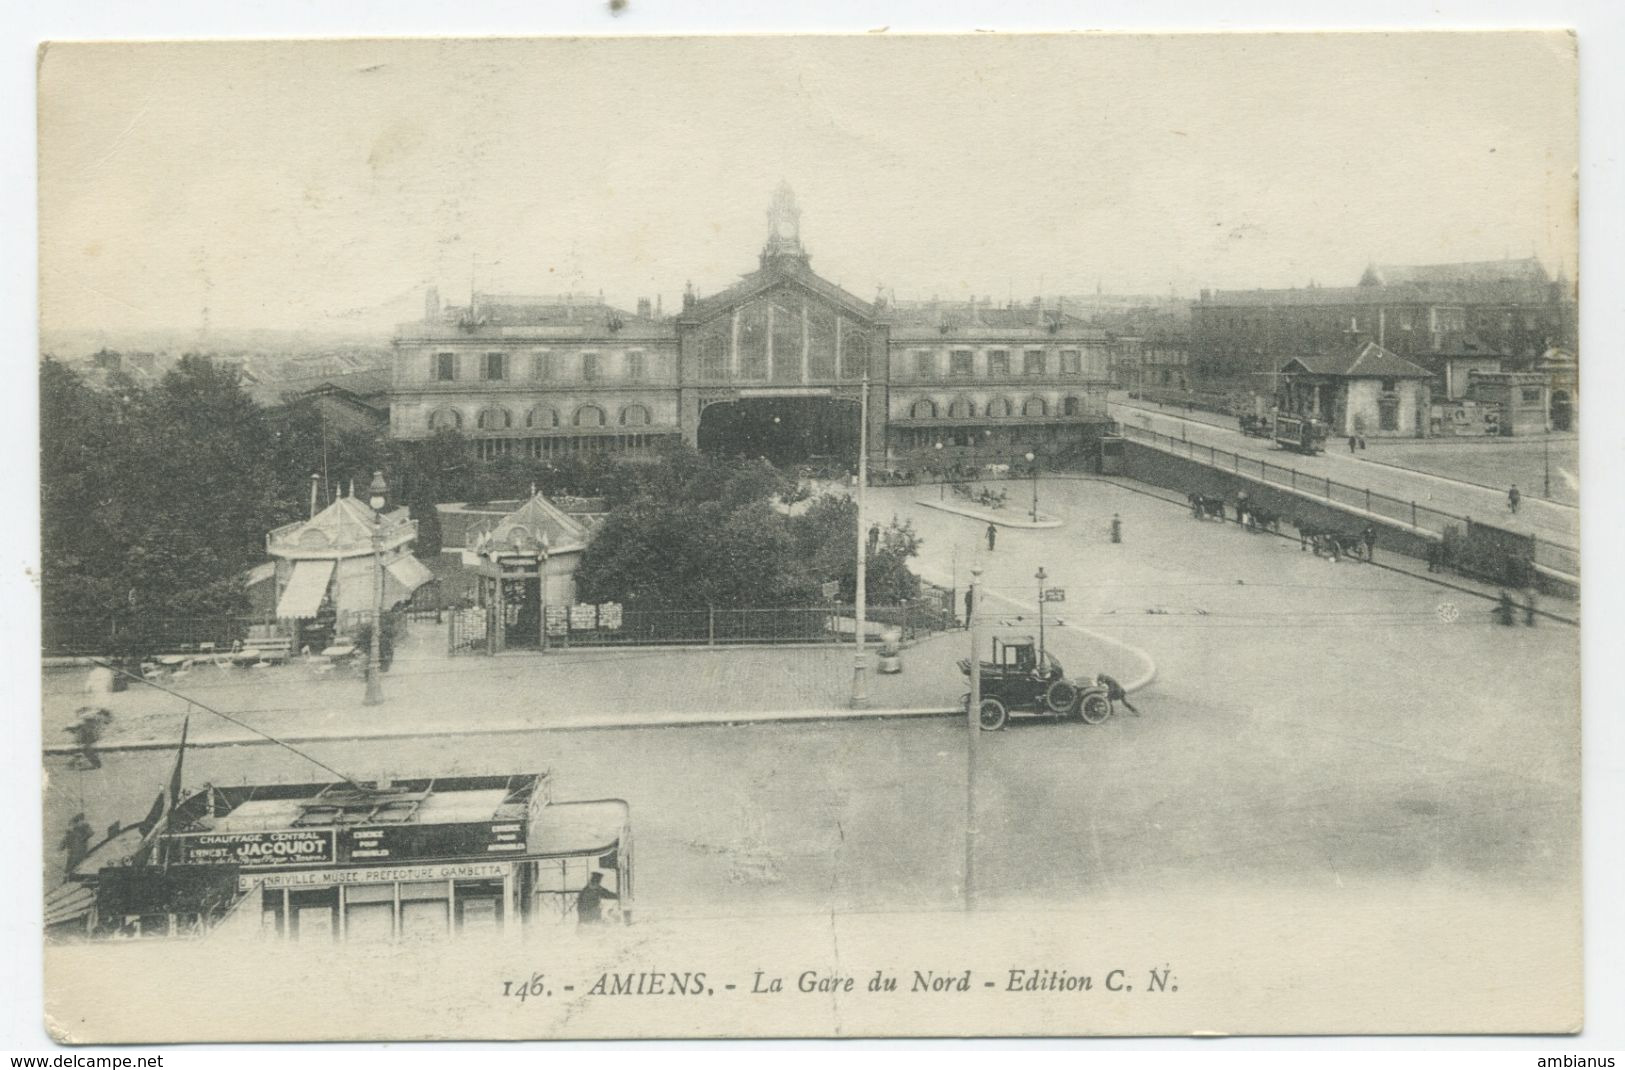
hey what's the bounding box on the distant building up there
[1193,257,1575,397]
[1277,342,1434,438]
[245,368,392,434]
[388,184,1118,469]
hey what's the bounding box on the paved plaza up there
[44,477,1579,923]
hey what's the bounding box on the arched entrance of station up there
[696,396,860,466]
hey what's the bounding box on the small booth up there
[469,494,591,652]
[59,773,632,942]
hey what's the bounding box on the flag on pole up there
[131,716,189,867]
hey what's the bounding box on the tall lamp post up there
[1035,565,1048,663]
[852,369,870,709]
[1543,417,1552,499]
[1025,450,1039,521]
[364,470,389,706]
[935,440,945,499]
[965,563,982,911]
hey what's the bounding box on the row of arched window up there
[905,396,1086,420]
[429,403,654,433]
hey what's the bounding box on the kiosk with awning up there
[251,485,435,647]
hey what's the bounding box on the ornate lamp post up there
[364,470,389,706]
[852,369,870,709]
[1035,565,1048,663]
[965,563,982,911]
[1025,450,1039,521]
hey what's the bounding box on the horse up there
[1293,517,1322,550]
[1247,506,1283,534]
[1202,496,1226,520]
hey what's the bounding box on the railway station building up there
[387,185,1117,471]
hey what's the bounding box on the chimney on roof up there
[637,298,651,318]
[683,281,696,312]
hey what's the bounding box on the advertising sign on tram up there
[171,829,336,867]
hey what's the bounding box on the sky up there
[37,32,1579,336]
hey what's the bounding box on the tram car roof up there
[170,772,550,832]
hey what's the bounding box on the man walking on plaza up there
[1361,525,1377,563]
[60,813,93,876]
[1508,484,1521,515]
[986,523,997,552]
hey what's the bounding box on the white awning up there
[276,559,334,620]
[385,554,435,597]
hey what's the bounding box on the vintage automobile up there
[957,635,1113,731]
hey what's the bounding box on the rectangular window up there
[1521,387,1543,403]
[1024,350,1046,377]
[986,350,1009,378]
[626,352,646,382]
[1060,350,1081,375]
[1380,377,1397,393]
[483,352,507,381]
[951,350,975,378]
[915,351,935,379]
[531,351,550,381]
[433,353,456,381]
[582,353,600,382]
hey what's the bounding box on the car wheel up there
[978,698,1008,732]
[1044,680,1079,715]
[1079,693,1112,725]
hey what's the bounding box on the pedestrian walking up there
[1358,436,1367,451]
[867,523,881,557]
[986,523,997,552]
[1348,435,1357,453]
[1361,525,1377,563]
[65,708,109,770]
[1507,485,1521,515]
[1095,673,1140,716]
[1524,589,1538,627]
[963,587,973,629]
[60,813,93,876]
[1424,540,1442,573]
[1110,513,1122,544]
[1235,490,1249,526]
[575,871,619,925]
[1496,590,1516,626]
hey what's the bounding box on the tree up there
[39,357,292,654]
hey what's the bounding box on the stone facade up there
[388,187,1116,468]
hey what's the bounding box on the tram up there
[50,773,631,943]
[1271,413,1329,455]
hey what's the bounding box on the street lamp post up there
[1543,420,1551,499]
[852,370,870,709]
[935,440,945,499]
[1035,565,1048,663]
[1025,450,1039,521]
[364,470,389,706]
[965,563,982,911]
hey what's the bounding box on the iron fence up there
[447,595,955,654]
[1119,423,1579,578]
[42,616,277,658]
